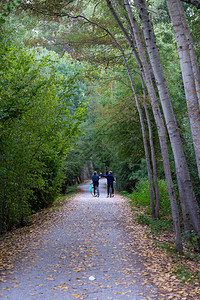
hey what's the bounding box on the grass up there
[64,185,80,195]
[174,263,200,283]
[136,213,172,233]
[124,178,173,235]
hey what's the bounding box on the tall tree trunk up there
[0,193,4,234]
[141,77,160,218]
[106,0,183,252]
[124,0,191,239]
[106,1,157,217]
[112,0,160,217]
[166,0,200,179]
[121,0,183,252]
[134,0,200,241]
[121,50,156,218]
[177,0,200,106]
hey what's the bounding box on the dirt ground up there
[0,179,199,299]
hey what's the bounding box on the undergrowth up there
[128,178,171,217]
[122,178,173,234]
[136,213,172,233]
[174,263,200,283]
[123,178,200,284]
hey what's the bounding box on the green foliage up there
[174,263,199,284]
[129,178,171,217]
[81,64,150,190]
[0,39,87,233]
[182,230,200,253]
[0,0,21,24]
[65,185,80,194]
[128,176,174,238]
[136,214,172,233]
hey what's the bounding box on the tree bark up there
[107,0,183,251]
[126,0,190,237]
[121,50,156,218]
[141,77,160,219]
[166,0,200,179]
[106,0,157,217]
[134,0,200,241]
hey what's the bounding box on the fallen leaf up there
[72,294,81,299]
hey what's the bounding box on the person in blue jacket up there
[92,171,100,197]
[100,170,115,197]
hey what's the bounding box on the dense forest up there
[0,0,200,253]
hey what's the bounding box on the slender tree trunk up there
[121,50,156,218]
[166,0,200,179]
[141,78,160,218]
[134,0,200,240]
[107,0,183,251]
[126,0,191,239]
[121,0,183,252]
[176,0,200,106]
[103,1,156,217]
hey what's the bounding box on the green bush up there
[120,191,131,197]
[0,42,87,234]
[129,178,172,217]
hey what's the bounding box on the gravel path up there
[0,179,164,300]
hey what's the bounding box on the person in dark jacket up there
[92,171,100,197]
[100,170,115,197]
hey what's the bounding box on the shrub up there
[129,178,172,217]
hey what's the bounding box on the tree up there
[166,0,200,179]
[134,0,200,246]
[0,38,87,232]
[105,0,183,251]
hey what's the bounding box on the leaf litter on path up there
[0,180,199,299]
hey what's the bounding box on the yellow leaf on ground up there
[72,294,81,299]
[58,285,68,290]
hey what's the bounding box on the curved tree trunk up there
[106,1,157,217]
[122,0,183,252]
[106,0,183,252]
[134,0,200,241]
[121,51,156,218]
[176,0,200,106]
[124,0,190,237]
[96,12,157,217]
[166,0,200,179]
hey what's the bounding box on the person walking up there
[92,171,100,197]
[100,171,115,197]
